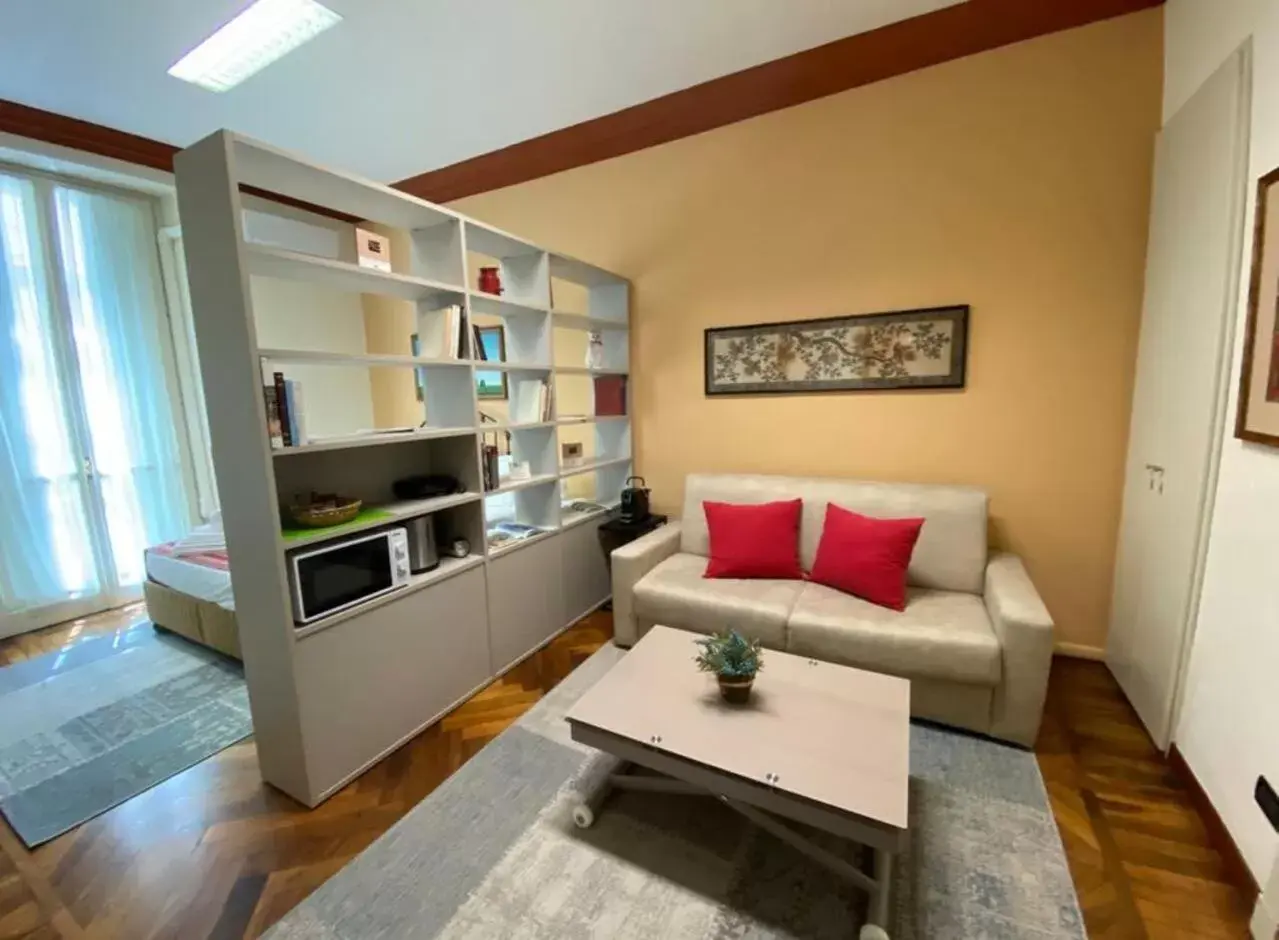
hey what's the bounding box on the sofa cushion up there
[786,582,1001,685]
[809,504,924,611]
[703,498,803,579]
[681,473,988,593]
[633,552,800,649]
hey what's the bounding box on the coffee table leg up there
[859,846,893,940]
[571,760,630,828]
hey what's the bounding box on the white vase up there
[585,330,604,370]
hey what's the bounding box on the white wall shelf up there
[175,129,630,808]
[247,244,465,302]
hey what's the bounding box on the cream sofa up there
[612,473,1055,747]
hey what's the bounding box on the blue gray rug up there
[267,644,1084,938]
[0,622,251,847]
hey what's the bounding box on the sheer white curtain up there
[0,174,99,609]
[0,168,192,622]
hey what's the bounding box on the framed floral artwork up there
[1236,166,1279,447]
[704,305,969,395]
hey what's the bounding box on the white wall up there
[251,276,375,440]
[1166,0,1279,881]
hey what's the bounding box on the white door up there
[1106,47,1250,748]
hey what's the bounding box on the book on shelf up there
[284,379,308,447]
[473,324,485,361]
[513,377,553,424]
[482,444,500,491]
[263,386,284,449]
[273,372,291,446]
[416,304,465,359]
[593,375,627,417]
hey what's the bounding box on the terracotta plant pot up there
[718,674,755,704]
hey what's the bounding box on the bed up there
[143,515,242,660]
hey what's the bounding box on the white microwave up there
[288,527,411,625]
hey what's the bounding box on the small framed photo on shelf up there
[561,441,584,468]
[475,325,508,400]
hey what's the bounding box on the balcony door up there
[0,168,193,638]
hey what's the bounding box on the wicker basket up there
[289,497,362,528]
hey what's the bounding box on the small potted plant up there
[695,630,764,704]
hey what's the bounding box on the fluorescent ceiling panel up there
[168,0,341,93]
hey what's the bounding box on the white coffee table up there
[565,625,911,940]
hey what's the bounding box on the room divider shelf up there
[469,293,548,318]
[246,244,465,302]
[176,128,630,808]
[487,527,559,559]
[485,472,559,496]
[556,415,629,426]
[552,312,629,331]
[232,134,457,232]
[561,456,632,478]
[257,348,473,369]
[272,426,478,457]
[280,491,482,550]
[292,553,487,640]
[555,365,629,376]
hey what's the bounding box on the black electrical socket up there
[1256,776,1279,833]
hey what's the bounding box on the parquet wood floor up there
[0,609,1255,939]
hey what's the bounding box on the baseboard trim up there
[1168,743,1260,904]
[1053,642,1106,661]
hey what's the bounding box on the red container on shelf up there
[478,266,503,295]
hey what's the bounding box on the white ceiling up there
[0,0,963,184]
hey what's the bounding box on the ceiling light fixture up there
[168,0,342,93]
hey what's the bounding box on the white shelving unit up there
[175,130,628,807]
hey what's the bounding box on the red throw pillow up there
[809,503,924,611]
[703,499,803,580]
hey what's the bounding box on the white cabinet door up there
[1106,48,1249,748]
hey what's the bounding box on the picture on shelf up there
[476,325,508,400]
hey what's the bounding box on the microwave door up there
[293,534,394,623]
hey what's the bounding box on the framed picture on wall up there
[704,305,969,395]
[1237,166,1279,447]
[475,325,508,400]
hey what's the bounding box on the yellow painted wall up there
[452,11,1163,649]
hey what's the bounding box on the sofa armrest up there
[983,552,1055,747]
[612,522,682,647]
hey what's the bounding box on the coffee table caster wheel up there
[571,804,595,829]
[859,927,889,940]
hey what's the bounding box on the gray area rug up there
[0,622,251,847]
[268,644,1084,939]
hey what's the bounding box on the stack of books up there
[414,304,468,359]
[513,377,554,423]
[264,371,309,448]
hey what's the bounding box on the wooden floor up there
[0,608,1254,939]
[1037,657,1253,938]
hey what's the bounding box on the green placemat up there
[281,507,394,541]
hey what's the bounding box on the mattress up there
[144,518,235,610]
